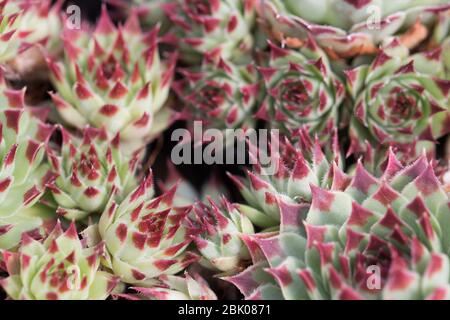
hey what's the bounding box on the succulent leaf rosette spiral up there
[347,41,450,161]
[46,126,139,221]
[260,0,450,58]
[164,0,256,63]
[191,198,254,272]
[0,109,54,250]
[256,41,345,139]
[4,0,450,302]
[86,174,199,285]
[0,0,63,79]
[227,151,450,299]
[177,53,259,132]
[9,0,63,77]
[230,130,343,229]
[122,273,217,300]
[1,222,119,300]
[47,7,177,154]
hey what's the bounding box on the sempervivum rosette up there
[6,0,63,80]
[256,41,345,139]
[122,273,217,300]
[164,0,256,63]
[227,151,450,299]
[46,126,139,221]
[0,222,119,300]
[17,0,62,51]
[229,130,343,229]
[47,7,177,154]
[191,198,254,272]
[0,68,53,139]
[87,175,199,285]
[0,109,54,250]
[0,0,29,63]
[176,53,259,133]
[259,0,450,58]
[347,41,450,162]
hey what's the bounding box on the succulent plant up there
[0,221,119,300]
[176,52,259,133]
[6,0,63,78]
[230,129,342,229]
[0,69,54,250]
[0,109,54,250]
[46,126,139,221]
[227,150,450,299]
[19,0,62,49]
[223,232,283,299]
[191,198,254,272]
[0,0,64,81]
[255,41,345,139]
[0,68,53,138]
[346,39,450,162]
[164,0,256,63]
[47,7,177,154]
[0,0,30,63]
[260,0,450,58]
[123,272,217,300]
[85,174,199,285]
[3,0,450,302]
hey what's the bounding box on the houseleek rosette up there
[0,0,63,80]
[0,109,54,250]
[18,0,62,50]
[256,41,345,139]
[176,54,259,132]
[7,0,63,78]
[227,151,450,299]
[1,222,119,300]
[47,7,177,154]
[86,175,199,285]
[0,0,29,63]
[164,0,256,63]
[347,41,450,161]
[0,67,53,140]
[46,126,139,221]
[230,130,343,229]
[191,198,254,272]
